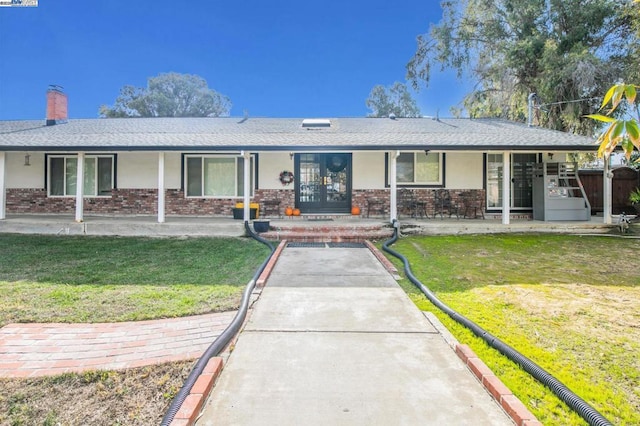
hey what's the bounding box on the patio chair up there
[398,188,419,218]
[366,197,385,218]
[261,196,282,218]
[433,189,459,219]
[461,191,485,219]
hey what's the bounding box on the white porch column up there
[0,152,6,220]
[158,152,165,223]
[502,151,511,225]
[389,150,400,223]
[242,151,251,223]
[75,152,85,223]
[603,155,612,224]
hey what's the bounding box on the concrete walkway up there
[0,311,235,378]
[196,245,515,426]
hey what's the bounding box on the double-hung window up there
[185,155,254,197]
[393,151,443,186]
[48,155,115,197]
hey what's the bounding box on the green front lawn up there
[386,234,640,425]
[0,234,270,326]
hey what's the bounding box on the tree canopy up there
[587,83,640,160]
[407,0,638,134]
[99,73,231,118]
[365,82,421,118]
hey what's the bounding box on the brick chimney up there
[46,85,68,126]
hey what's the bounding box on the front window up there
[394,152,442,185]
[486,154,503,208]
[48,155,114,197]
[185,155,254,197]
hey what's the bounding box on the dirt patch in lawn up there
[0,360,194,425]
[502,284,640,336]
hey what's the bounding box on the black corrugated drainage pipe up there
[161,221,276,426]
[382,220,612,426]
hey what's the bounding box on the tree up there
[627,151,640,168]
[407,0,637,134]
[586,83,640,161]
[99,72,231,118]
[365,82,421,118]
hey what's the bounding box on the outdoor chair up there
[398,188,419,218]
[397,188,429,218]
[461,192,485,219]
[261,197,282,218]
[433,189,459,219]
[365,197,385,218]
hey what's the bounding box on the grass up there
[0,234,271,425]
[2,233,638,424]
[385,234,640,425]
[0,234,271,326]
[0,361,194,425]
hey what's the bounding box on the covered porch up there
[0,213,620,241]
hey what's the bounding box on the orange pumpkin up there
[285,206,293,216]
[293,208,301,216]
[351,206,361,215]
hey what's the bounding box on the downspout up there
[242,151,251,233]
[0,152,5,220]
[389,150,400,223]
[603,155,612,224]
[158,152,165,223]
[75,152,85,223]
[502,152,511,225]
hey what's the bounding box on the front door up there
[511,153,536,208]
[486,153,537,210]
[295,153,352,213]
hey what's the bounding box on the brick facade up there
[6,187,487,217]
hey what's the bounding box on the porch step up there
[259,223,393,243]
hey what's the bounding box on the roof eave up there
[0,144,599,152]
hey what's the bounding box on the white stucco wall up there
[543,153,568,163]
[445,152,484,189]
[116,152,182,189]
[118,152,158,188]
[5,150,574,194]
[164,152,182,189]
[353,152,386,189]
[6,152,45,188]
[258,152,295,190]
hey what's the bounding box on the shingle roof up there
[0,117,598,151]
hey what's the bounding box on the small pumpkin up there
[285,206,293,216]
[351,206,361,215]
[293,208,301,216]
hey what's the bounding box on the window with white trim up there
[185,155,254,197]
[48,155,114,197]
[394,152,442,185]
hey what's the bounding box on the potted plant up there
[253,220,270,233]
[630,187,640,214]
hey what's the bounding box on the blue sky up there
[0,1,472,120]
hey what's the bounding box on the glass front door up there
[486,153,537,210]
[511,153,535,208]
[295,153,352,213]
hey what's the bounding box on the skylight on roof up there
[302,119,331,128]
